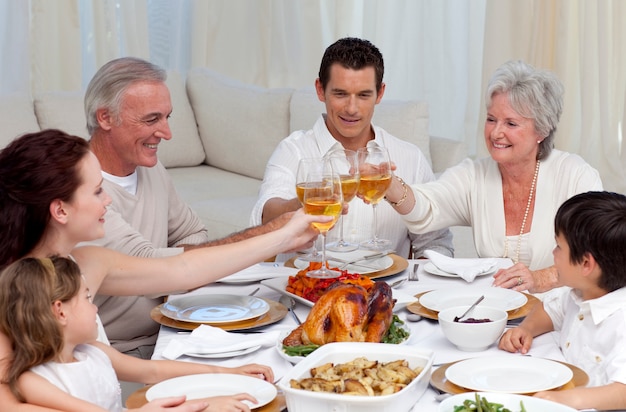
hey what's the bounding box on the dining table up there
[129,257,588,412]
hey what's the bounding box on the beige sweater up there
[82,162,209,353]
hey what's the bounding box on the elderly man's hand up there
[264,211,295,232]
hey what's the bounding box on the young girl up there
[0,256,271,412]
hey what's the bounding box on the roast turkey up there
[283,281,395,346]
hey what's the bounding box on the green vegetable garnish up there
[282,344,320,357]
[381,314,410,344]
[452,393,526,412]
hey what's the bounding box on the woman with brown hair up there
[0,129,328,411]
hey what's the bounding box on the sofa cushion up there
[167,165,261,239]
[34,91,89,139]
[186,68,293,180]
[289,88,432,166]
[0,93,41,148]
[161,70,205,168]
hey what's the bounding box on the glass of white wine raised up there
[326,149,360,252]
[302,160,343,278]
[357,146,392,250]
[295,157,324,262]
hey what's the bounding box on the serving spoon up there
[453,295,485,322]
[279,295,302,325]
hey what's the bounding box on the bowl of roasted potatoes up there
[278,342,434,412]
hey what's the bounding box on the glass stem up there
[311,238,319,257]
[372,203,379,243]
[337,215,345,244]
[320,233,329,271]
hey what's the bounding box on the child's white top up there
[543,286,626,386]
[30,343,122,411]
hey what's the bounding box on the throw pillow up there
[34,91,89,139]
[186,68,293,180]
[0,93,41,148]
[161,70,206,168]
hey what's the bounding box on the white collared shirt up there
[543,286,626,386]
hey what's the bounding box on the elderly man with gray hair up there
[84,57,289,359]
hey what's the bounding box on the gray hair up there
[84,57,167,135]
[485,60,564,160]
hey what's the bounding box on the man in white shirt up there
[251,37,452,260]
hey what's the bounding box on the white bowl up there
[278,342,433,412]
[438,305,507,351]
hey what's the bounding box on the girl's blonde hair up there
[0,256,81,401]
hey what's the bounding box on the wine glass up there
[357,146,393,250]
[326,149,360,252]
[295,158,324,262]
[302,159,343,278]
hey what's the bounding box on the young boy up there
[499,191,626,410]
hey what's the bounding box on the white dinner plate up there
[161,295,270,324]
[423,261,496,278]
[261,277,416,312]
[146,373,277,408]
[294,250,394,274]
[445,356,573,393]
[184,345,262,359]
[439,391,578,412]
[418,286,527,312]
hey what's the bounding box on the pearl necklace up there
[503,160,540,263]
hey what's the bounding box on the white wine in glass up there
[303,160,343,278]
[357,146,392,250]
[295,157,324,262]
[326,149,360,252]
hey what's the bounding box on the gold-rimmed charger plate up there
[150,298,287,331]
[284,253,408,279]
[126,384,286,412]
[406,291,539,321]
[430,358,588,395]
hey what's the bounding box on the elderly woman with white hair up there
[384,60,602,293]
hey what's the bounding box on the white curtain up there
[0,1,30,94]
[1,0,624,192]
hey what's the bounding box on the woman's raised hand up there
[279,209,332,253]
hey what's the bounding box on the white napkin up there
[424,250,497,283]
[217,263,298,283]
[162,324,281,360]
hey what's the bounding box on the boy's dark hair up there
[318,37,384,92]
[555,191,626,291]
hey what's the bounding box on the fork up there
[409,263,420,281]
[336,250,396,270]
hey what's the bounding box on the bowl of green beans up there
[439,391,578,411]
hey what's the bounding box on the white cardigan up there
[403,150,603,270]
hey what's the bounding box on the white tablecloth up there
[151,259,567,411]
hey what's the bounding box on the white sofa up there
[0,68,476,257]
